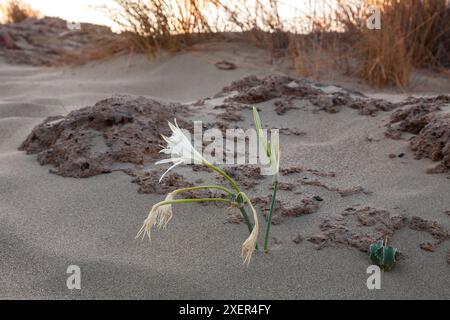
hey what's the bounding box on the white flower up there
[252,107,280,177]
[137,193,175,240]
[156,119,207,182]
[268,130,280,176]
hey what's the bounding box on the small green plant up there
[369,238,399,272]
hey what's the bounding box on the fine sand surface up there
[0,48,449,299]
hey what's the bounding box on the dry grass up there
[0,0,40,24]
[104,0,286,56]
[104,0,214,56]
[103,0,449,88]
[334,0,450,88]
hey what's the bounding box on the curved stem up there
[264,178,279,252]
[154,198,234,209]
[205,162,255,236]
[172,185,234,197]
[205,162,240,192]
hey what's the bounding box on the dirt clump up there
[349,99,396,116]
[219,165,263,190]
[214,75,401,116]
[410,116,450,173]
[385,95,450,173]
[308,207,407,252]
[292,234,304,244]
[127,170,193,195]
[299,178,368,197]
[408,216,449,252]
[278,128,306,136]
[20,95,188,178]
[254,196,321,225]
[281,166,336,178]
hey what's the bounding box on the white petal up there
[155,158,177,165]
[158,160,185,183]
[168,121,178,133]
[161,134,171,144]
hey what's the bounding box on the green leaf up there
[369,240,384,265]
[368,240,399,272]
[382,246,397,271]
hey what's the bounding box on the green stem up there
[172,185,234,197]
[205,162,258,249]
[155,198,234,209]
[239,207,254,234]
[264,178,279,252]
[205,162,254,231]
[205,162,240,191]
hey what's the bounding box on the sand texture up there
[1,48,450,300]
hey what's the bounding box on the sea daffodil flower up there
[156,119,208,182]
[139,120,261,266]
[253,107,281,252]
[253,107,280,177]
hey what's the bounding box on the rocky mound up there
[20,95,189,177]
[212,74,395,115]
[386,95,450,173]
[0,17,126,65]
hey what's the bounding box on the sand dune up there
[0,50,449,300]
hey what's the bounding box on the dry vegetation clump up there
[2,0,447,88]
[334,0,450,88]
[105,0,214,56]
[0,0,40,24]
[104,0,287,56]
[102,0,449,88]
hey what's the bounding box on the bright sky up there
[13,0,114,26]
[1,0,336,31]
